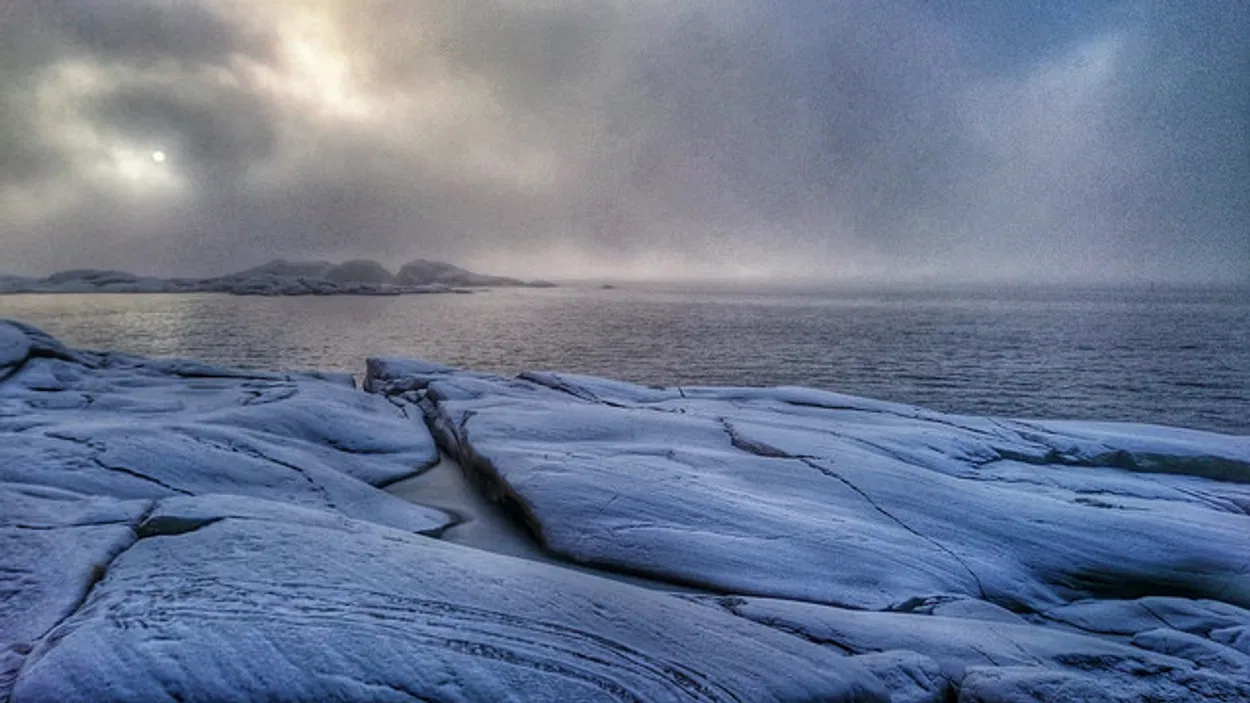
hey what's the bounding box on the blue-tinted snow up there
[2,321,885,702]
[5,319,1249,702]
[371,363,1250,612]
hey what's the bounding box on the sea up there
[2,284,1247,435]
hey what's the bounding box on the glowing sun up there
[152,150,166,163]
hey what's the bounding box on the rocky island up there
[2,319,1248,702]
[0,259,556,296]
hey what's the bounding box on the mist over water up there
[4,284,1247,434]
[2,1,1247,283]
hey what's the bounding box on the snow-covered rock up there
[0,269,180,294]
[0,483,149,697]
[209,259,413,296]
[1,321,888,702]
[367,365,1250,614]
[0,321,448,534]
[2,322,459,697]
[692,595,1250,702]
[358,361,1250,700]
[396,258,524,287]
[1038,596,1250,650]
[323,258,396,284]
[847,651,948,703]
[11,495,885,703]
[228,259,337,279]
[6,321,1250,702]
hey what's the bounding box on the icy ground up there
[4,319,1249,702]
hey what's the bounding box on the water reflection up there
[2,286,1247,434]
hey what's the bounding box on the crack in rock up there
[89,458,195,496]
[719,417,992,602]
[517,373,631,409]
[12,500,158,686]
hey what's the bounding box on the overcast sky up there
[1,0,1246,282]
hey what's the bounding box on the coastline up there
[3,318,1248,702]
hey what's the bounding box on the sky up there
[0,0,1247,283]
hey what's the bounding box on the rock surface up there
[396,258,525,287]
[0,321,884,702]
[366,358,1250,701]
[4,320,1248,702]
[691,595,1250,702]
[12,496,882,703]
[0,318,459,699]
[368,363,1250,611]
[0,324,447,532]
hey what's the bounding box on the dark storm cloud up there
[0,0,1247,281]
[0,0,277,204]
[1104,2,1250,272]
[0,3,75,187]
[600,2,969,241]
[0,83,56,187]
[430,2,618,103]
[50,0,269,65]
[89,80,279,185]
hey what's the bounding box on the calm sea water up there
[2,285,1247,434]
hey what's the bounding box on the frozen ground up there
[368,357,1250,701]
[3,318,1248,701]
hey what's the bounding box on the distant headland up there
[0,259,557,296]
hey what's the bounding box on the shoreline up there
[3,318,1248,702]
